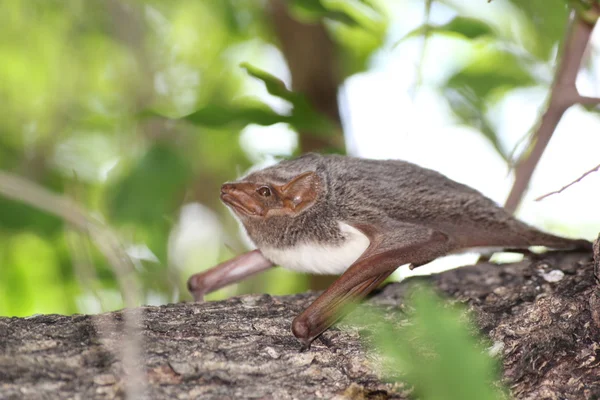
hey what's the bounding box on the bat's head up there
[221,169,322,220]
[221,154,339,248]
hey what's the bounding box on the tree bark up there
[1,249,597,399]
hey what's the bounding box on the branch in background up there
[535,162,600,201]
[105,0,154,111]
[65,178,110,312]
[0,170,147,398]
[504,12,599,213]
[579,96,600,105]
[268,0,345,152]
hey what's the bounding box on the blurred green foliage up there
[0,0,386,316]
[0,0,595,321]
[354,285,506,400]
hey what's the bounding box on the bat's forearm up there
[187,250,274,301]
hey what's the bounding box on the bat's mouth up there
[221,193,259,216]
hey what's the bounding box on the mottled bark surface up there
[434,250,600,399]
[1,249,598,400]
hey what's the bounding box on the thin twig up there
[409,0,433,99]
[579,95,600,105]
[65,175,109,311]
[0,170,146,398]
[535,162,600,201]
[504,12,597,213]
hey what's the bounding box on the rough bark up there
[1,250,598,400]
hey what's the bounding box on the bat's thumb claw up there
[187,276,206,302]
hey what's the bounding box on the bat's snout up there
[221,183,237,195]
[220,182,265,216]
[220,183,241,203]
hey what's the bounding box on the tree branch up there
[409,0,433,98]
[535,162,600,201]
[504,12,597,213]
[578,95,600,105]
[1,251,597,399]
[268,0,345,152]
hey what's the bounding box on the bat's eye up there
[257,186,271,197]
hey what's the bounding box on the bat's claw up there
[298,340,311,353]
[292,317,316,352]
[409,260,431,270]
[192,292,205,302]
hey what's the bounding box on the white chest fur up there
[260,222,371,275]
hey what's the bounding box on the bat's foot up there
[292,318,316,352]
[298,340,311,352]
[186,276,206,302]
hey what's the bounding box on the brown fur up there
[229,153,591,252]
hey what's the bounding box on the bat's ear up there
[279,171,320,213]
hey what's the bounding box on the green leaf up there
[139,99,284,129]
[507,0,569,60]
[400,16,495,44]
[107,144,191,225]
[290,0,333,17]
[289,0,383,33]
[240,63,301,104]
[444,87,508,162]
[292,0,361,27]
[0,171,64,235]
[183,101,285,128]
[440,45,537,161]
[240,63,337,134]
[142,64,336,137]
[446,46,536,99]
[294,0,387,77]
[440,16,495,39]
[0,197,63,235]
[357,285,505,400]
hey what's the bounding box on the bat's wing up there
[291,221,453,349]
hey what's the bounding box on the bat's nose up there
[221,183,235,194]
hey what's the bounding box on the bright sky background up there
[175,0,600,281]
